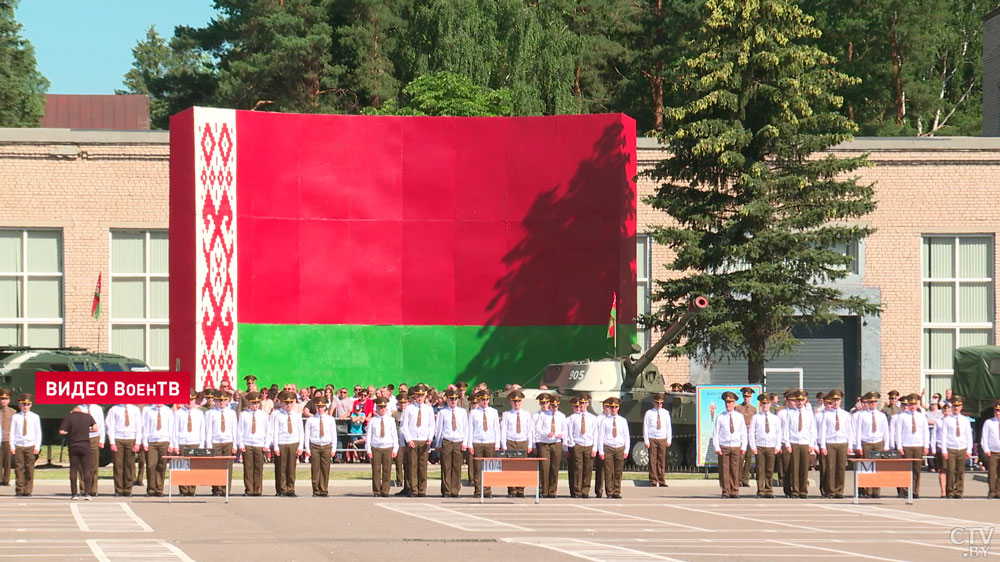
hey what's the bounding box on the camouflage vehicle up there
[495,296,707,470]
[0,347,150,463]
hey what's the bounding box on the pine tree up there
[644,0,880,383]
[0,0,48,127]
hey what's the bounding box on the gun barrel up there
[626,296,708,378]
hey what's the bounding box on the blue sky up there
[16,1,217,94]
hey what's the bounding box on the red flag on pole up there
[91,273,102,319]
[607,291,617,338]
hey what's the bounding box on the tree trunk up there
[649,62,664,131]
[846,41,855,122]
[889,25,904,127]
[747,336,765,385]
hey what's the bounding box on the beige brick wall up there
[0,131,169,353]
[637,138,1000,396]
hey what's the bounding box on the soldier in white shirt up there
[10,394,41,497]
[434,388,468,498]
[817,389,853,499]
[105,401,142,497]
[775,390,796,497]
[499,390,533,498]
[302,397,336,497]
[366,397,398,497]
[713,391,747,498]
[174,392,205,496]
[77,404,105,496]
[939,396,973,498]
[271,391,305,497]
[566,394,597,498]
[401,384,435,497]
[894,393,930,498]
[237,391,269,496]
[643,393,672,488]
[749,393,781,498]
[140,403,174,497]
[533,393,566,498]
[979,402,1000,498]
[596,396,629,499]
[207,390,238,496]
[783,389,818,498]
[853,391,889,498]
[466,390,501,498]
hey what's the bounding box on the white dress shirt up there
[174,407,205,447]
[270,408,304,450]
[713,410,747,451]
[894,410,929,449]
[9,411,41,449]
[206,407,238,447]
[141,405,174,447]
[434,406,468,447]
[982,417,1000,455]
[80,404,105,445]
[401,403,435,443]
[853,409,889,447]
[303,414,336,453]
[106,404,142,442]
[237,409,269,449]
[366,413,399,454]
[782,406,817,448]
[749,411,782,451]
[532,410,567,444]
[565,411,597,449]
[937,414,973,455]
[500,409,533,448]
[465,406,501,449]
[595,414,629,455]
[643,407,672,444]
[818,408,854,449]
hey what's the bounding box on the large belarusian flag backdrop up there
[170,108,637,390]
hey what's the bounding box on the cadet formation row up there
[4,385,998,500]
[714,387,995,499]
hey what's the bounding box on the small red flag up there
[91,273,102,319]
[607,291,617,338]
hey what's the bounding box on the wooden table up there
[847,457,924,505]
[164,456,236,503]
[474,457,545,503]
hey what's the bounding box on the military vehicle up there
[0,346,150,464]
[952,345,1000,433]
[497,296,707,470]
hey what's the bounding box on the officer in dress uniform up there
[533,393,566,498]
[434,388,467,498]
[77,404,105,496]
[817,389,852,499]
[894,393,929,498]
[499,390,533,498]
[882,390,902,418]
[303,396,336,497]
[594,399,611,497]
[207,390,238,496]
[0,389,12,486]
[366,396,398,497]
[783,389,817,498]
[749,393,781,498]
[466,389,500,498]
[566,394,597,498]
[401,384,435,497]
[734,387,757,487]
[596,396,629,499]
[174,391,205,496]
[939,396,973,498]
[10,393,41,497]
[105,400,142,497]
[238,391,268,496]
[775,390,795,496]
[979,402,1000,498]
[271,391,304,497]
[853,391,889,498]
[140,403,173,497]
[714,391,747,498]
[643,393,672,488]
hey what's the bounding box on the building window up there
[0,230,64,347]
[922,235,994,396]
[110,231,168,369]
[637,234,652,352]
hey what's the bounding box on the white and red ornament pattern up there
[194,108,237,390]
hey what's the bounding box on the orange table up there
[848,457,923,504]
[474,457,545,503]
[164,456,236,503]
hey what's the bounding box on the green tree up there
[644,0,879,383]
[332,0,409,111]
[0,0,48,127]
[363,71,512,116]
[119,26,177,129]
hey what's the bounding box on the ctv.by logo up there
[950,527,994,557]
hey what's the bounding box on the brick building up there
[1,126,997,401]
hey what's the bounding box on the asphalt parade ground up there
[8,470,1000,562]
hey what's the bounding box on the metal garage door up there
[708,316,860,406]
